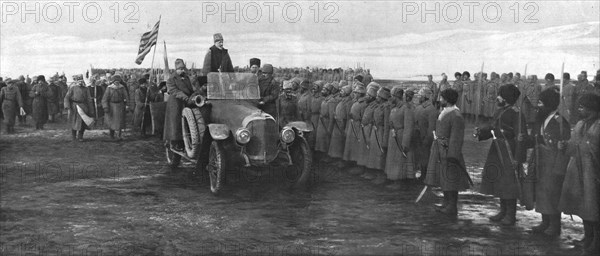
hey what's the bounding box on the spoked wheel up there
[207,141,225,195]
[182,108,206,158]
[165,142,182,168]
[284,136,313,188]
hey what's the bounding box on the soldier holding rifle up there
[519,87,570,236]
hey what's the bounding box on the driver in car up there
[164,59,203,151]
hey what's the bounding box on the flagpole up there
[141,15,160,132]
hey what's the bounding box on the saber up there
[360,124,370,149]
[373,125,384,153]
[349,119,360,141]
[415,185,428,203]
[492,130,523,197]
[391,128,408,158]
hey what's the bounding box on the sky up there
[1,0,599,79]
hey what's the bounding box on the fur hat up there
[367,86,378,97]
[175,59,186,69]
[377,87,391,100]
[282,80,293,90]
[262,64,274,74]
[498,84,521,105]
[249,58,261,67]
[539,87,560,111]
[366,82,381,92]
[213,33,223,42]
[353,85,366,94]
[341,85,352,95]
[354,75,363,83]
[37,75,46,82]
[418,87,433,98]
[391,86,404,98]
[300,79,310,89]
[440,88,459,105]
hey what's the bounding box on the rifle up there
[476,62,484,126]
[93,85,98,129]
[140,85,151,132]
[491,130,522,197]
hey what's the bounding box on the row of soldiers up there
[0,75,67,132]
[0,73,164,140]
[275,70,599,256]
[434,70,600,126]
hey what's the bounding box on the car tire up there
[165,142,181,168]
[182,107,206,159]
[208,140,225,195]
[286,136,313,188]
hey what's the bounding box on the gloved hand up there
[19,107,26,116]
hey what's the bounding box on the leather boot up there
[437,191,457,216]
[489,199,507,222]
[531,214,550,233]
[77,130,84,142]
[71,130,77,141]
[435,191,448,211]
[500,199,517,226]
[543,214,561,237]
[580,220,593,248]
[109,130,115,140]
[583,221,599,255]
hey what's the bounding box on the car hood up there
[210,100,275,131]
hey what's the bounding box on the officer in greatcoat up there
[0,78,25,133]
[202,33,234,76]
[520,87,569,236]
[328,85,353,163]
[385,88,418,185]
[414,88,438,182]
[258,64,280,118]
[342,85,368,171]
[102,75,128,140]
[276,80,299,128]
[558,94,600,255]
[475,84,527,225]
[164,59,198,150]
[30,75,50,129]
[64,75,94,141]
[315,83,335,157]
[424,88,471,217]
[308,81,325,149]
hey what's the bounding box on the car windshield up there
[207,72,260,100]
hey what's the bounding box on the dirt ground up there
[0,116,590,256]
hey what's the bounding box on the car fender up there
[208,124,230,140]
[285,121,313,133]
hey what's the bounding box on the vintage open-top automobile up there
[164,72,313,194]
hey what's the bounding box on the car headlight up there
[235,128,251,144]
[281,127,295,144]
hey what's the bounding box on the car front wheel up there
[285,136,313,188]
[207,140,225,195]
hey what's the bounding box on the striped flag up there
[135,19,160,65]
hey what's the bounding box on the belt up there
[110,101,125,103]
[71,100,84,103]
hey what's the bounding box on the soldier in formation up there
[64,74,94,142]
[0,78,25,133]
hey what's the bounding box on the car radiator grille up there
[245,119,279,162]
